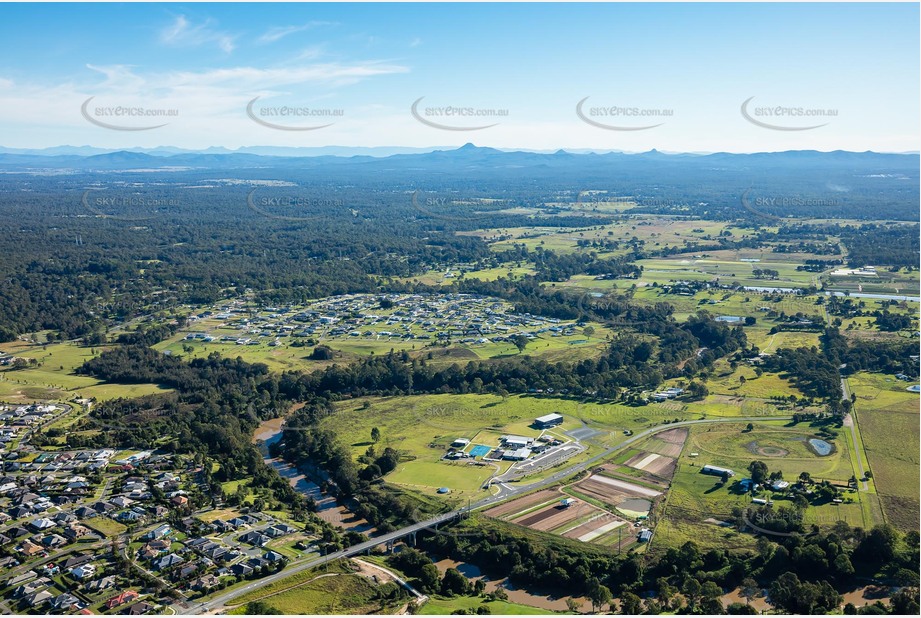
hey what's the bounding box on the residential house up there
[25,589,53,608]
[263,550,285,563]
[230,562,253,577]
[146,539,170,552]
[246,557,268,570]
[170,495,189,507]
[152,553,184,571]
[264,523,296,537]
[145,524,171,541]
[74,506,98,519]
[85,576,117,593]
[53,511,77,524]
[190,573,219,592]
[0,555,18,569]
[70,563,96,580]
[125,600,156,615]
[9,505,31,519]
[111,496,134,509]
[63,523,90,541]
[106,590,140,610]
[7,570,38,587]
[90,501,116,513]
[18,539,44,557]
[39,533,67,548]
[237,530,269,547]
[61,554,93,570]
[51,593,82,611]
[211,520,234,533]
[13,577,50,598]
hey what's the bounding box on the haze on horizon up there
[0,2,917,153]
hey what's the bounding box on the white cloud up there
[409,38,422,48]
[160,15,235,54]
[258,21,336,45]
[294,46,326,61]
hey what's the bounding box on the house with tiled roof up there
[106,590,139,609]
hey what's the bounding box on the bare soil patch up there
[484,489,559,518]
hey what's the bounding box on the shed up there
[534,413,564,428]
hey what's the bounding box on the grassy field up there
[419,595,560,615]
[481,217,743,257]
[84,517,128,538]
[324,394,668,501]
[0,340,172,402]
[229,572,382,614]
[847,372,920,530]
[397,263,537,286]
[653,420,878,551]
[323,392,797,503]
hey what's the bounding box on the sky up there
[0,2,917,153]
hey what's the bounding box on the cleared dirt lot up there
[514,500,597,530]
[488,490,629,547]
[644,427,689,457]
[625,451,677,478]
[484,489,559,518]
[588,474,662,498]
[576,474,663,507]
[657,427,689,444]
[577,476,631,505]
[562,515,625,541]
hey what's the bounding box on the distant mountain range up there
[2,143,916,159]
[0,143,916,171]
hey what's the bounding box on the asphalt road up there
[183,413,793,613]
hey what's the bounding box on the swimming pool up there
[468,444,491,458]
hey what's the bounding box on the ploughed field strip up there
[513,499,598,530]
[484,489,630,547]
[624,451,678,478]
[483,489,560,518]
[640,427,689,457]
[578,474,662,500]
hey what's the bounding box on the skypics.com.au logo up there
[410,189,504,222]
[740,188,841,221]
[81,97,178,131]
[246,97,344,131]
[576,97,672,131]
[81,189,178,220]
[741,508,847,538]
[246,189,350,221]
[411,97,508,131]
[740,97,837,131]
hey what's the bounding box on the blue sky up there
[0,2,917,152]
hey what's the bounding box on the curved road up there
[181,414,791,614]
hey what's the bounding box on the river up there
[253,416,375,534]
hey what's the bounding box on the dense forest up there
[0,148,917,340]
[407,516,918,615]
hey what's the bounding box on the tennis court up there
[468,444,491,457]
